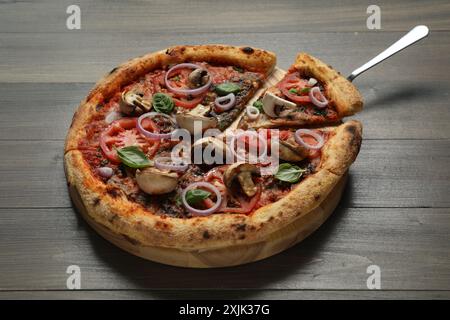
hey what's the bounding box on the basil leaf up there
[185,189,211,206]
[116,146,152,168]
[215,82,241,96]
[300,87,311,94]
[152,92,174,114]
[253,100,263,111]
[289,88,298,94]
[275,163,306,183]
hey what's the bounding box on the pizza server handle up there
[347,25,429,82]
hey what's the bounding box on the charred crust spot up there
[346,125,357,135]
[95,104,104,112]
[242,47,254,54]
[155,221,170,230]
[106,187,121,198]
[109,67,118,75]
[203,230,211,239]
[239,234,246,240]
[121,234,140,246]
[314,194,321,201]
[235,223,246,232]
[93,198,100,206]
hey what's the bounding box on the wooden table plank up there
[0,0,448,34]
[1,208,449,290]
[0,290,449,300]
[1,140,449,208]
[0,31,447,83]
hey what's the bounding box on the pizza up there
[64,45,363,266]
[239,53,363,130]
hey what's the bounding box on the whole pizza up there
[64,45,363,267]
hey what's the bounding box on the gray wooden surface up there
[0,0,449,300]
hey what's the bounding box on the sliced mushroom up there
[223,163,260,197]
[192,137,230,164]
[274,137,309,162]
[188,68,210,88]
[135,167,178,195]
[119,90,152,115]
[175,104,218,134]
[262,92,296,118]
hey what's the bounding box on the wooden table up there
[1,0,449,299]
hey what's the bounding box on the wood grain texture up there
[0,208,449,290]
[0,290,449,300]
[1,31,447,83]
[0,0,449,34]
[1,140,449,208]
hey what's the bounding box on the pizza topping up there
[309,87,328,108]
[246,105,260,121]
[262,92,296,118]
[165,63,212,96]
[181,182,222,216]
[152,93,175,114]
[308,77,318,86]
[154,156,189,172]
[294,129,324,150]
[105,111,123,124]
[188,68,211,88]
[214,93,236,112]
[99,118,160,163]
[275,163,306,183]
[137,112,176,140]
[116,146,152,168]
[136,167,178,195]
[223,163,260,197]
[97,166,114,179]
[275,136,308,162]
[119,90,152,115]
[175,104,218,134]
[277,73,312,104]
[215,82,241,96]
[192,137,230,164]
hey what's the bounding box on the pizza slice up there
[65,45,276,152]
[238,53,363,130]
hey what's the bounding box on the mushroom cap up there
[223,162,259,189]
[262,92,296,118]
[192,137,230,164]
[175,104,217,134]
[135,167,178,195]
[119,90,152,115]
[276,137,308,162]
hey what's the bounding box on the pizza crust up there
[65,45,277,152]
[64,120,362,251]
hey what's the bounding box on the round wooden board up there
[72,174,347,268]
[68,66,348,268]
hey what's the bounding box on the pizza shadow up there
[77,175,355,299]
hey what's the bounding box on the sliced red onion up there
[105,111,122,124]
[246,105,260,120]
[137,112,176,140]
[309,87,328,108]
[165,63,211,96]
[181,182,222,216]
[307,77,318,86]
[214,93,236,112]
[97,167,113,178]
[230,131,267,162]
[154,156,189,172]
[295,129,324,150]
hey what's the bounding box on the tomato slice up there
[172,94,205,109]
[277,73,312,104]
[99,118,160,163]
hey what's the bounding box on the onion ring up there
[181,182,222,216]
[137,112,176,140]
[309,87,328,108]
[214,93,236,112]
[165,63,211,96]
[230,131,268,163]
[154,156,189,172]
[294,129,324,150]
[246,106,260,120]
[97,167,113,178]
